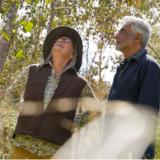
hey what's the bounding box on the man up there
[108,16,160,158]
[6,26,95,158]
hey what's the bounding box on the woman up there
[9,26,95,159]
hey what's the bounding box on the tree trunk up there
[0,3,18,73]
[47,0,58,33]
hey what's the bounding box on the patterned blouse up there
[5,64,95,156]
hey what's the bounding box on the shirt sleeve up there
[73,81,100,131]
[3,66,30,108]
[138,61,160,112]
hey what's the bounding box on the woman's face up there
[51,36,75,61]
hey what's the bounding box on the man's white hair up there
[120,16,151,48]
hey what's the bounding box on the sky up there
[81,35,121,83]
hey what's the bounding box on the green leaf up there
[19,20,27,25]
[35,0,39,4]
[52,20,57,28]
[16,50,24,59]
[1,31,10,42]
[19,20,33,32]
[46,0,51,5]
[24,21,33,32]
[12,29,16,34]
[25,0,32,4]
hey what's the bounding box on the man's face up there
[52,36,74,60]
[115,24,135,52]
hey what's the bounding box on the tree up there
[0,1,18,73]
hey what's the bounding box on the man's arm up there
[138,61,160,111]
[138,61,160,159]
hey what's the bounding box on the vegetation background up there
[0,0,160,158]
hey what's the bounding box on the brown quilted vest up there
[14,64,86,145]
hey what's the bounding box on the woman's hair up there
[120,16,151,48]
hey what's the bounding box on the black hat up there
[43,26,83,71]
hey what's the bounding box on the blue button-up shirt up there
[108,48,160,158]
[108,48,160,111]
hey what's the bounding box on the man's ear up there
[134,33,142,44]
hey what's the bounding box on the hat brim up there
[43,26,83,71]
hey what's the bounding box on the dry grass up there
[0,106,17,159]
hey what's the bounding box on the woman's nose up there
[114,32,119,39]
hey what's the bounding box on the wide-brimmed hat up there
[43,26,83,71]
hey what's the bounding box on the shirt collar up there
[48,60,77,77]
[127,48,146,62]
[119,48,146,68]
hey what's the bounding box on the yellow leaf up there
[24,21,33,32]
[46,0,51,5]
[25,0,32,4]
[1,31,10,42]
[12,29,16,34]
[16,50,24,59]
[136,0,141,7]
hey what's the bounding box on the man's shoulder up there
[145,54,160,69]
[140,54,160,76]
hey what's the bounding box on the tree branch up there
[148,43,160,60]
